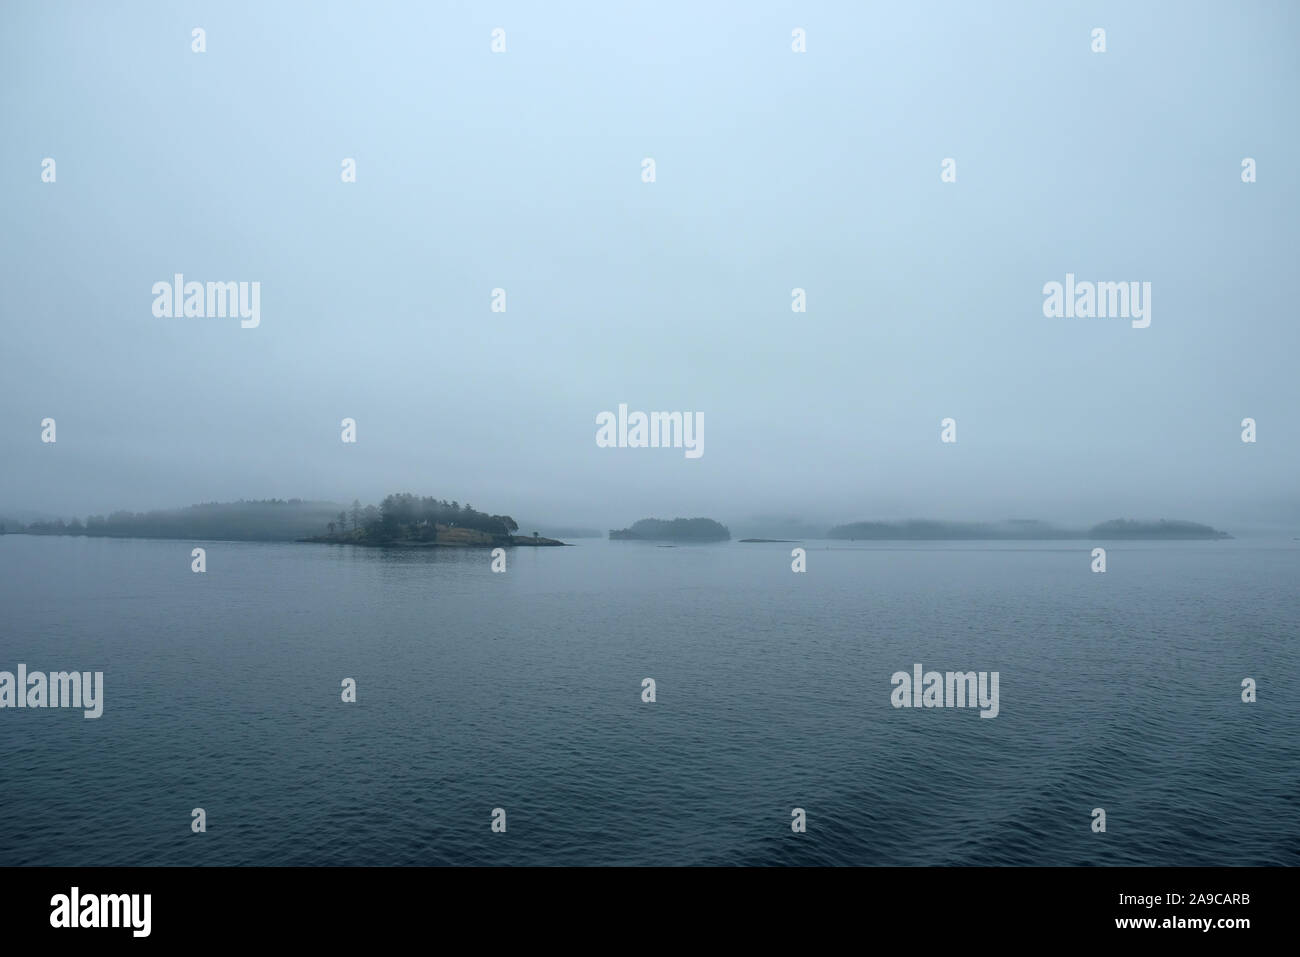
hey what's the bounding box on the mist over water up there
[2,3,1299,532]
[2,534,1294,866]
[1,1,1297,879]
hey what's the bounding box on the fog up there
[3,2,1298,533]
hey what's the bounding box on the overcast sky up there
[3,1,1297,531]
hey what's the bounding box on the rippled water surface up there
[1,534,1296,865]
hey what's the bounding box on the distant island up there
[1087,519,1232,540]
[826,518,1231,541]
[2,493,568,547]
[610,518,731,542]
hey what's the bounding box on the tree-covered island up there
[304,493,568,546]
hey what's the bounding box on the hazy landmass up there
[0,494,566,547]
[826,518,1232,541]
[1087,519,1233,540]
[610,518,731,542]
[0,503,1235,545]
[3,499,344,541]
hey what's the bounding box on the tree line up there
[2,495,522,543]
[325,494,520,541]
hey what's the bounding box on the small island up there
[303,493,568,547]
[609,518,731,542]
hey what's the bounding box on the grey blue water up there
[1,534,1295,865]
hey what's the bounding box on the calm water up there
[1,533,1296,866]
